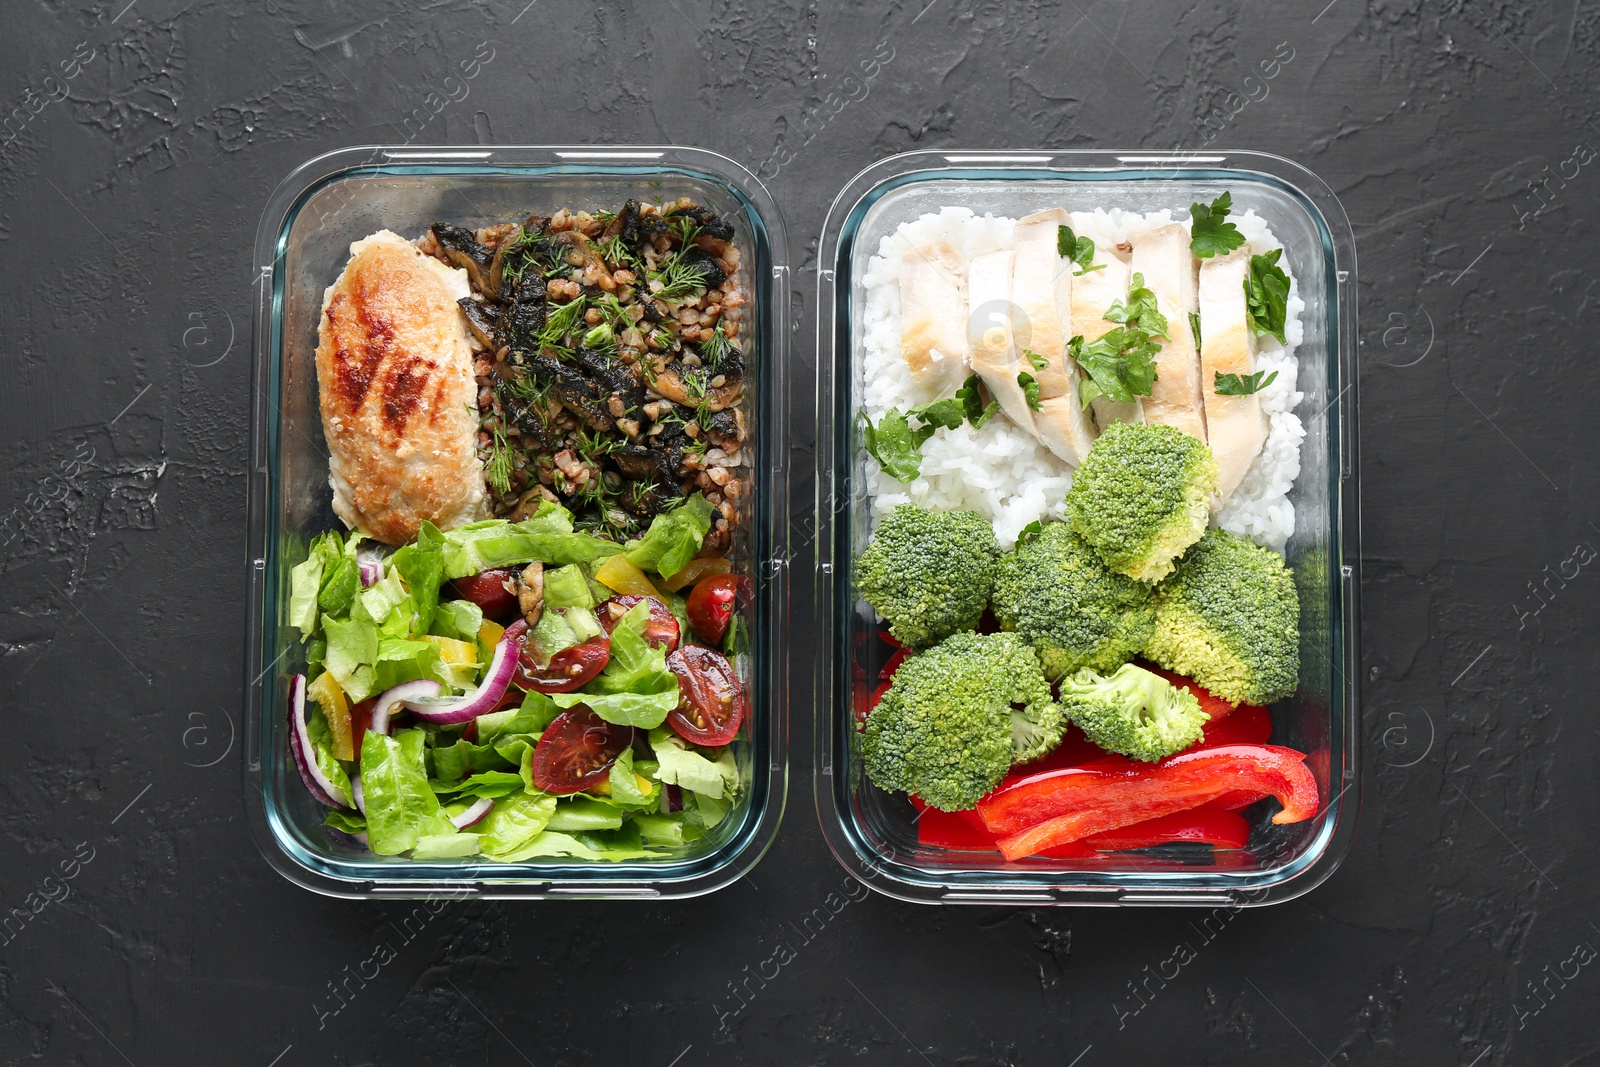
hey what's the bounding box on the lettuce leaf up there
[623,494,713,578]
[607,748,656,809]
[305,705,353,808]
[412,833,479,860]
[631,813,686,846]
[475,690,561,744]
[432,770,525,800]
[359,728,454,855]
[484,829,658,863]
[649,728,740,801]
[322,616,380,702]
[430,599,484,643]
[440,503,622,579]
[551,601,680,728]
[430,738,515,783]
[390,521,446,636]
[477,791,558,858]
[546,797,625,832]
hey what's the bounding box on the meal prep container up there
[245,146,790,899]
[813,150,1360,907]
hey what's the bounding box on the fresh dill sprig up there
[485,426,513,495]
[537,298,588,350]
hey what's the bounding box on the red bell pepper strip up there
[978,745,1319,860]
[914,800,1251,856]
[1200,701,1271,746]
[880,645,911,682]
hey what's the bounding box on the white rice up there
[859,206,1305,553]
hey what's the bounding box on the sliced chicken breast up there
[899,241,969,398]
[1011,209,1073,400]
[1067,214,1142,430]
[1031,395,1099,468]
[1130,222,1207,442]
[1197,246,1268,503]
[966,248,1035,432]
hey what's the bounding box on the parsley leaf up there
[1189,192,1245,258]
[1024,348,1050,372]
[1056,224,1098,275]
[860,409,934,482]
[1188,311,1202,355]
[1103,273,1169,340]
[1017,372,1042,411]
[864,380,999,482]
[1071,329,1160,410]
[1016,519,1044,545]
[1214,370,1278,396]
[908,396,966,431]
[1244,248,1291,344]
[955,373,999,428]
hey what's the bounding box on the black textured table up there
[3,1,1594,1064]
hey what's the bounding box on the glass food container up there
[245,146,790,899]
[813,150,1360,907]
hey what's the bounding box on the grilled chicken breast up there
[1130,222,1207,442]
[899,241,970,398]
[1197,246,1268,503]
[317,230,487,545]
[966,248,1037,432]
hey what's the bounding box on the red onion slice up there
[451,797,494,829]
[370,679,442,735]
[399,635,518,725]
[287,673,353,810]
[351,776,366,815]
[358,558,383,588]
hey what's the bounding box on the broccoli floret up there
[1066,421,1219,583]
[990,522,1155,680]
[1059,663,1208,762]
[1144,528,1300,705]
[862,631,1061,811]
[855,504,999,648]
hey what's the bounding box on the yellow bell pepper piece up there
[307,671,354,761]
[422,635,480,667]
[593,553,666,599]
[660,555,731,592]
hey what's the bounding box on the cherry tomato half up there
[532,706,634,794]
[685,574,750,646]
[598,594,680,651]
[447,568,519,622]
[666,645,746,746]
[348,697,377,760]
[504,620,611,693]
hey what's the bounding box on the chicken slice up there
[1011,209,1074,400]
[1197,247,1268,504]
[1031,394,1100,468]
[1129,222,1207,442]
[899,241,970,398]
[965,248,1035,433]
[1067,214,1142,430]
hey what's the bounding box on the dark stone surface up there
[2,0,1597,1064]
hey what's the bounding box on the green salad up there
[284,496,751,863]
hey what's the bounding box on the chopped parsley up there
[1056,224,1100,275]
[863,374,1000,480]
[1017,371,1042,411]
[1070,274,1167,411]
[1214,369,1278,396]
[1024,348,1050,372]
[1189,311,1202,355]
[1244,248,1291,344]
[1189,191,1246,258]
